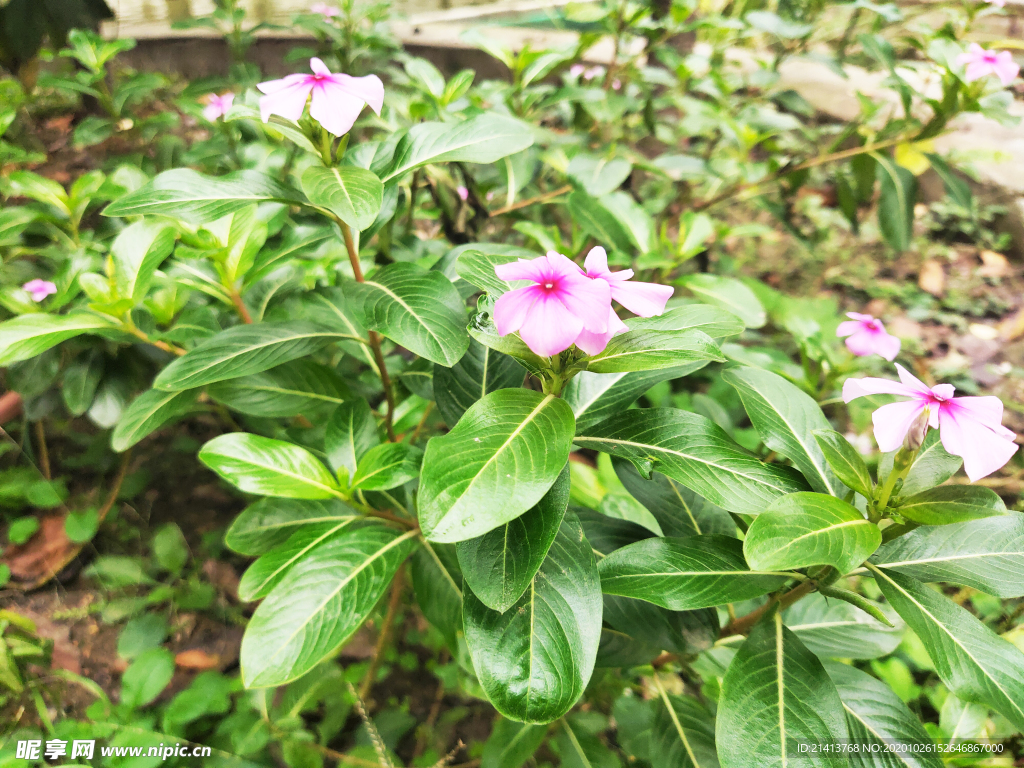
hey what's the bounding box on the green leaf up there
[199,433,342,499]
[207,360,350,418]
[300,166,383,232]
[895,486,1006,526]
[567,153,633,197]
[556,718,619,768]
[103,169,308,224]
[62,354,104,416]
[154,321,352,391]
[744,492,881,575]
[454,250,526,298]
[0,312,115,366]
[434,337,525,428]
[152,522,189,574]
[716,612,849,768]
[419,389,575,542]
[872,513,1024,597]
[782,593,902,660]
[564,367,704,434]
[225,498,357,556]
[725,368,846,497]
[241,522,419,687]
[586,329,724,373]
[350,443,423,491]
[598,535,789,610]
[464,511,602,723]
[575,409,810,516]
[566,191,633,254]
[925,153,971,210]
[879,429,962,496]
[874,153,917,252]
[468,310,556,376]
[603,595,718,656]
[324,398,380,478]
[410,541,463,651]
[678,275,766,329]
[626,304,745,339]
[457,466,569,612]
[121,648,175,708]
[223,102,318,153]
[481,718,547,768]
[869,565,1024,731]
[650,693,720,768]
[613,460,736,538]
[110,220,177,301]
[811,430,873,499]
[578,508,654,556]
[342,263,469,366]
[111,389,200,452]
[824,661,943,768]
[238,519,357,601]
[382,115,534,182]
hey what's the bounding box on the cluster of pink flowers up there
[258,58,384,136]
[492,247,673,357]
[23,280,56,302]
[958,43,1020,86]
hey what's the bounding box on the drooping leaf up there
[875,153,917,253]
[241,522,418,687]
[464,511,602,723]
[350,443,423,491]
[456,466,569,613]
[586,330,724,373]
[824,661,943,768]
[324,398,381,479]
[410,541,463,651]
[575,409,810,516]
[716,612,849,768]
[225,498,357,556]
[894,486,1006,526]
[103,169,308,223]
[725,368,846,497]
[598,535,789,610]
[342,263,469,366]
[206,360,350,418]
[110,220,177,301]
[870,565,1024,730]
[155,321,355,391]
[872,513,1024,597]
[111,388,201,452]
[0,312,115,366]
[613,460,736,538]
[924,153,972,210]
[782,593,902,660]
[434,337,525,428]
[199,433,342,499]
[812,430,873,499]
[419,389,574,542]
[300,165,384,231]
[677,275,766,329]
[744,492,881,576]
[650,693,720,768]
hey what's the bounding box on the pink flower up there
[569,64,586,78]
[574,246,674,355]
[986,0,1006,9]
[23,279,57,302]
[583,66,603,81]
[843,364,1018,481]
[611,79,622,90]
[456,185,469,202]
[202,92,234,121]
[311,2,341,17]
[257,58,384,137]
[957,44,1020,86]
[493,252,611,357]
[836,312,901,361]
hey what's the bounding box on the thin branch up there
[33,421,50,480]
[229,290,254,324]
[123,325,187,357]
[359,563,406,701]
[489,184,573,216]
[720,579,816,637]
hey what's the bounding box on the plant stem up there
[359,563,405,701]
[489,184,573,216]
[33,421,50,480]
[721,578,817,637]
[229,290,253,324]
[123,325,187,356]
[338,219,397,441]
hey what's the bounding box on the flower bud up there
[902,407,930,452]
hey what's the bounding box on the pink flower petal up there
[609,280,674,317]
[872,400,928,453]
[555,271,611,332]
[894,364,934,396]
[495,258,552,282]
[258,78,313,123]
[575,309,628,356]
[310,80,366,136]
[993,53,1020,85]
[310,57,332,76]
[836,320,865,337]
[842,375,920,403]
[939,406,1018,481]
[493,285,540,336]
[517,294,585,357]
[583,246,610,277]
[334,74,385,116]
[946,396,1006,431]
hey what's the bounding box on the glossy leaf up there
[872,513,1024,597]
[240,522,418,687]
[454,250,525,298]
[410,542,463,651]
[725,368,846,497]
[199,433,342,499]
[678,274,766,329]
[744,492,881,575]
[207,360,350,418]
[350,443,423,491]
[456,466,569,612]
[613,460,736,538]
[564,366,706,434]
[300,165,384,231]
[578,508,655,556]
[0,312,115,366]
[155,321,354,391]
[324,398,380,478]
[468,310,551,377]
[870,565,1024,730]
[895,486,1006,526]
[598,535,789,610]
[604,595,718,656]
[782,593,902,660]
[716,612,849,768]
[812,430,873,499]
[110,220,177,301]
[651,693,720,768]
[225,498,357,556]
[342,263,469,366]
[434,337,525,428]
[419,389,574,542]
[626,304,744,338]
[586,329,724,373]
[111,388,200,452]
[464,511,602,723]
[575,408,810,516]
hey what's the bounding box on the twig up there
[230,290,254,324]
[359,563,406,701]
[338,219,397,442]
[123,325,186,357]
[413,649,450,759]
[720,579,817,637]
[409,401,434,445]
[33,421,51,480]
[488,184,573,216]
[347,682,394,768]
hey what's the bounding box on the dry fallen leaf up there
[3,515,78,583]
[1000,308,1024,342]
[174,649,222,670]
[978,250,1010,279]
[918,260,945,296]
